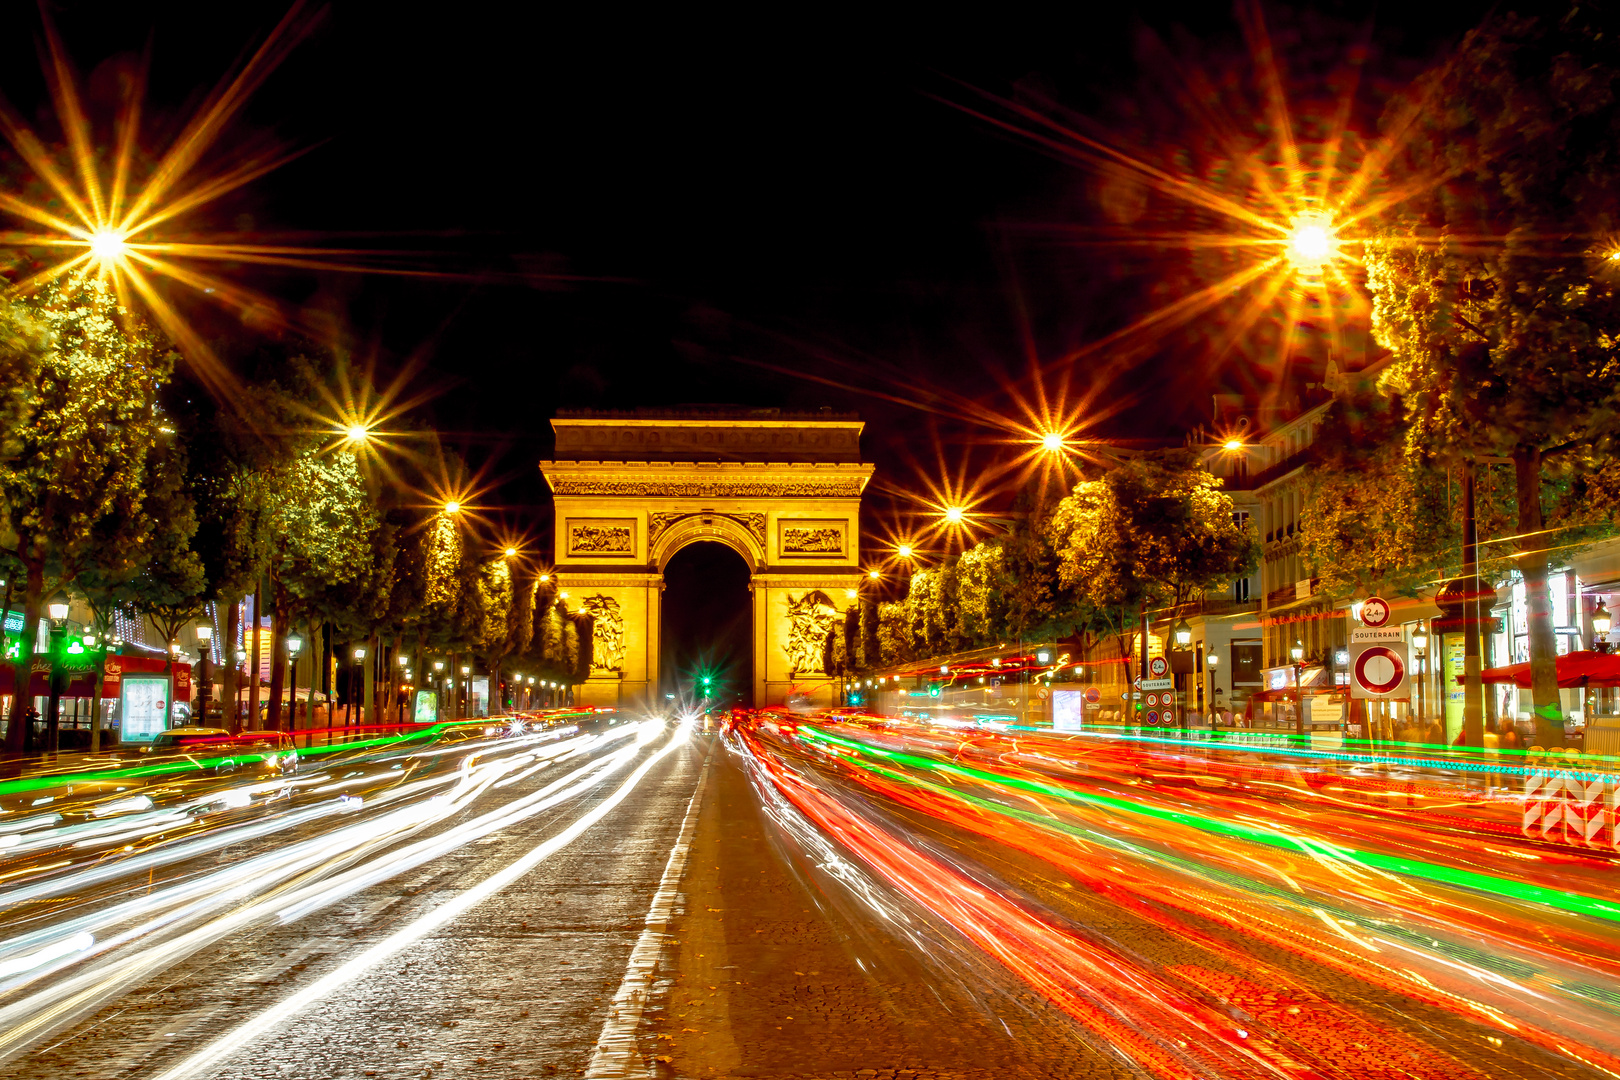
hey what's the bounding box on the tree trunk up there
[267,602,287,731]
[364,633,378,723]
[249,586,262,730]
[5,562,44,752]
[1515,446,1564,747]
[222,598,240,733]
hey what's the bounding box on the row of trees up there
[0,280,594,747]
[826,450,1258,673]
[1295,8,1620,747]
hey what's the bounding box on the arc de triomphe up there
[540,409,873,710]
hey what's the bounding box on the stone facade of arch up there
[540,412,873,710]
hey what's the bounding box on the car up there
[142,726,299,775]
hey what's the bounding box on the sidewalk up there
[644,742,1113,1080]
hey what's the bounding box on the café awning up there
[1466,650,1620,690]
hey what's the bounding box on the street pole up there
[1461,458,1485,746]
[196,624,212,725]
[45,597,70,753]
[45,625,65,753]
[1291,639,1305,742]
[286,633,302,742]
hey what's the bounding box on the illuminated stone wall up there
[542,416,872,709]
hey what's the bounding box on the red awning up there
[1467,650,1620,689]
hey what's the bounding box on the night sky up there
[2,2,1489,687]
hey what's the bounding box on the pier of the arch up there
[539,411,873,710]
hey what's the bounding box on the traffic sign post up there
[1351,641,1409,700]
[1359,596,1391,628]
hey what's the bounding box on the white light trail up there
[150,720,688,1080]
[0,724,659,1063]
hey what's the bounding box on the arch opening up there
[660,541,753,710]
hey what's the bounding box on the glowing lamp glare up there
[88,230,128,263]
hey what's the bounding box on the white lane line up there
[586,740,714,1079]
[148,721,691,1080]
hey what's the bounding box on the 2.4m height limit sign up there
[1350,641,1409,699]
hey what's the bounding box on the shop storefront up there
[0,653,192,745]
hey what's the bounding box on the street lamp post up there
[195,624,213,725]
[433,659,445,723]
[396,652,409,723]
[1291,639,1305,741]
[1593,600,1612,654]
[235,648,248,730]
[461,664,471,719]
[1206,651,1220,727]
[1412,621,1430,737]
[286,633,303,736]
[350,646,367,728]
[45,595,70,752]
[1173,618,1192,730]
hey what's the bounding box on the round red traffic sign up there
[1084,686,1100,704]
[1149,656,1168,678]
[1354,646,1404,694]
[1146,710,1160,724]
[1360,596,1391,628]
[1146,693,1158,707]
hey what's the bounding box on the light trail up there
[149,719,690,1080]
[731,711,1620,1079]
[0,714,649,1066]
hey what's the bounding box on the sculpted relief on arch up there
[784,590,841,675]
[582,594,625,672]
[647,511,766,548]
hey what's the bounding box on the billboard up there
[413,690,438,723]
[121,677,170,742]
[1052,689,1085,732]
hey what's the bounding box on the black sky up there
[3,1,1492,543]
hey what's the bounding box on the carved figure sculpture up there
[783,526,842,554]
[784,590,840,674]
[582,594,625,671]
[571,525,633,554]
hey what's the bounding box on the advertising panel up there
[121,677,170,742]
[413,690,438,723]
[1052,689,1085,732]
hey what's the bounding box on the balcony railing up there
[1249,446,1317,490]
[1264,577,1320,610]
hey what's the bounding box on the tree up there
[1300,393,1459,599]
[0,282,176,749]
[474,558,515,711]
[1367,8,1620,745]
[262,446,380,728]
[1048,450,1259,620]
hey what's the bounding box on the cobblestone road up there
[15,728,708,1080]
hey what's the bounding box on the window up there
[1233,577,1251,603]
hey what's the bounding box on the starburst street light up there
[444,501,461,515]
[896,544,914,559]
[943,506,965,524]
[1041,432,1066,452]
[87,229,129,265]
[1286,213,1337,269]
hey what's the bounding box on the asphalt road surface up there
[4,714,1618,1080]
